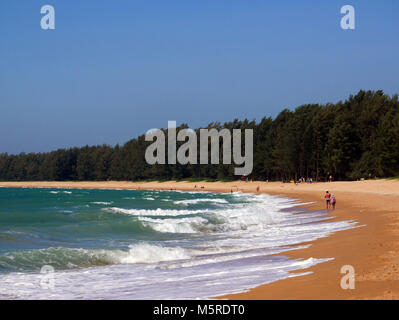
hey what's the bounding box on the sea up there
[0,187,356,299]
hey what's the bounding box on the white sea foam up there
[139,216,208,234]
[105,193,356,238]
[169,190,212,194]
[0,252,331,299]
[104,207,208,217]
[91,201,113,205]
[119,244,190,264]
[174,198,228,205]
[49,190,72,194]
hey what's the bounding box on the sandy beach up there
[1,179,398,299]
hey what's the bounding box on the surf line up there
[145,121,253,176]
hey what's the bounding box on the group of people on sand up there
[295,177,313,184]
[297,175,333,184]
[324,190,336,210]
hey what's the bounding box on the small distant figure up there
[324,190,331,210]
[256,186,260,193]
[329,175,333,182]
[331,194,336,210]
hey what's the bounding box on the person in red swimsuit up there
[324,190,331,209]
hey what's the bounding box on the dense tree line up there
[1,90,398,182]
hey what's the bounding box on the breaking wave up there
[0,244,191,271]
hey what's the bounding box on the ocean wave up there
[0,247,114,271]
[49,190,72,194]
[119,244,190,264]
[0,244,191,271]
[168,190,212,194]
[174,198,228,205]
[91,201,113,205]
[103,207,209,217]
[104,193,356,237]
[138,216,209,234]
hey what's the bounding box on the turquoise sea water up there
[0,187,356,299]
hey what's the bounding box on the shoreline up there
[1,180,398,299]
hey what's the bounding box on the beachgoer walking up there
[324,190,331,209]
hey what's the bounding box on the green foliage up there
[0,90,398,182]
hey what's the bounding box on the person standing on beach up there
[331,194,336,209]
[324,190,331,209]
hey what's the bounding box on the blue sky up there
[0,0,398,154]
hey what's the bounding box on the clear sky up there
[0,0,398,154]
